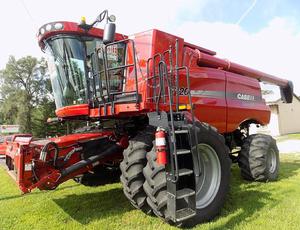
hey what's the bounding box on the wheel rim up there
[193,144,221,209]
[267,149,277,174]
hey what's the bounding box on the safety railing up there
[146,39,196,183]
[90,39,139,115]
[146,40,194,115]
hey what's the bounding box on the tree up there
[0,56,51,134]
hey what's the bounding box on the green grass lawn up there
[1,154,300,230]
[276,133,300,142]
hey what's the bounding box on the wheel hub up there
[268,148,277,174]
[193,144,221,209]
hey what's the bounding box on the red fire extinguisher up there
[155,128,167,165]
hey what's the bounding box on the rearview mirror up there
[103,22,116,45]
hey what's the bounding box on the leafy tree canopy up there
[0,56,64,136]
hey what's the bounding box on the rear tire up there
[238,134,279,181]
[143,122,231,226]
[120,126,155,214]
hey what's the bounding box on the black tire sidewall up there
[239,134,280,182]
[120,126,155,213]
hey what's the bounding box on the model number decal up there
[178,88,189,95]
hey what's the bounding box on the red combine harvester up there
[4,10,293,226]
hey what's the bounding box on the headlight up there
[54,23,63,30]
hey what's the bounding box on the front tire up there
[238,134,279,181]
[120,126,155,214]
[143,122,231,226]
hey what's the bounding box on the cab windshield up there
[45,36,126,109]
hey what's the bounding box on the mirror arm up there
[89,10,108,29]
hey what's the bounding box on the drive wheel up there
[238,134,279,181]
[120,126,155,214]
[143,122,231,226]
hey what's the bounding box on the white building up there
[258,94,300,136]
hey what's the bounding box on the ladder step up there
[178,168,193,176]
[176,208,196,222]
[174,129,189,134]
[177,188,195,199]
[175,149,191,155]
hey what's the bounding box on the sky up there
[0,0,299,95]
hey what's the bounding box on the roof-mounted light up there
[46,24,52,31]
[38,22,64,36]
[80,16,86,25]
[54,23,63,30]
[40,28,45,35]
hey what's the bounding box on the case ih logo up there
[236,93,255,101]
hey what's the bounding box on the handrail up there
[91,47,105,103]
[157,60,179,182]
[104,39,139,104]
[90,39,140,113]
[175,39,179,112]
[147,53,163,101]
[146,40,196,183]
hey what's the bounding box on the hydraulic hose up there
[60,143,122,178]
[39,142,59,167]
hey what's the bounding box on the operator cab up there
[38,11,139,118]
[45,36,126,108]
